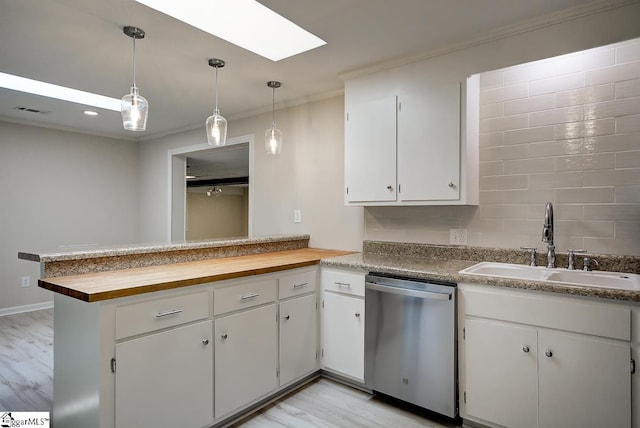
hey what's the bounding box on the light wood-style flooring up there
[0,309,458,427]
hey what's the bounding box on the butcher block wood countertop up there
[39,248,352,303]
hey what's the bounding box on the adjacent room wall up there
[363,3,640,257]
[0,121,140,312]
[186,188,248,240]
[138,95,364,251]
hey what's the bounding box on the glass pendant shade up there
[121,86,148,131]
[265,80,283,155]
[265,125,282,155]
[206,108,228,146]
[121,26,147,131]
[206,58,227,146]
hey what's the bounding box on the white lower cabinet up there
[115,320,214,428]
[214,304,278,419]
[460,283,632,428]
[279,293,318,386]
[321,291,365,382]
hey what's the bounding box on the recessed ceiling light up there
[134,0,326,61]
[0,72,121,111]
[83,110,99,116]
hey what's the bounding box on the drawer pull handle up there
[221,333,228,340]
[293,282,308,289]
[240,293,260,301]
[155,309,183,318]
[335,281,351,287]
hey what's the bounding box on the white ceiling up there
[0,0,615,141]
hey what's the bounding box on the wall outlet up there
[21,276,31,288]
[450,229,467,245]
[294,210,302,223]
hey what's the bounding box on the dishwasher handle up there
[365,282,451,301]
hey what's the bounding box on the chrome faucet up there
[541,202,555,268]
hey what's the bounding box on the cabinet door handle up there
[293,282,308,289]
[240,293,259,301]
[334,281,351,288]
[221,333,228,340]
[522,346,530,353]
[202,338,209,346]
[284,315,290,320]
[155,309,183,318]
[355,312,361,318]
[545,350,553,358]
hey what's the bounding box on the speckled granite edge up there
[33,235,310,277]
[322,246,640,303]
[363,240,640,274]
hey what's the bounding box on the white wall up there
[362,3,640,256]
[186,188,248,240]
[0,121,140,312]
[138,95,364,251]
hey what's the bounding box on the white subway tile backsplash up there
[615,186,640,203]
[481,83,528,104]
[617,115,640,133]
[502,189,555,204]
[480,175,528,190]
[556,187,615,204]
[615,79,640,99]
[542,204,584,221]
[584,204,640,221]
[529,139,586,158]
[480,145,529,162]
[585,98,640,120]
[479,205,531,220]
[480,70,504,89]
[480,161,504,177]
[589,133,640,153]
[556,84,615,107]
[554,118,615,140]
[504,158,555,175]
[479,132,504,148]
[479,190,506,205]
[584,169,640,187]
[555,153,615,172]
[530,106,584,127]
[616,151,640,169]
[480,102,505,119]
[481,114,528,133]
[504,94,554,115]
[528,172,583,189]
[586,62,640,86]
[556,220,615,238]
[530,72,584,96]
[504,126,555,145]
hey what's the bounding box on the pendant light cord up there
[272,86,276,127]
[132,35,137,87]
[214,66,219,111]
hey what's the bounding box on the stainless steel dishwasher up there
[365,273,457,418]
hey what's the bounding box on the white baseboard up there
[0,301,54,317]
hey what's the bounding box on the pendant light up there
[206,59,227,146]
[265,81,283,155]
[121,26,148,131]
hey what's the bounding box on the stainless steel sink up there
[459,261,640,291]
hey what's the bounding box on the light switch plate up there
[450,229,467,245]
[294,210,302,223]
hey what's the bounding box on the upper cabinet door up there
[345,95,397,203]
[397,84,461,201]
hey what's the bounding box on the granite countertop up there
[322,252,640,303]
[19,234,310,262]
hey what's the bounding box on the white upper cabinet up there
[344,95,397,203]
[344,63,479,206]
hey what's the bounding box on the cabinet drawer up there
[322,267,365,297]
[279,268,317,299]
[115,291,210,340]
[214,278,277,316]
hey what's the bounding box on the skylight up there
[0,72,121,111]
[134,0,326,61]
